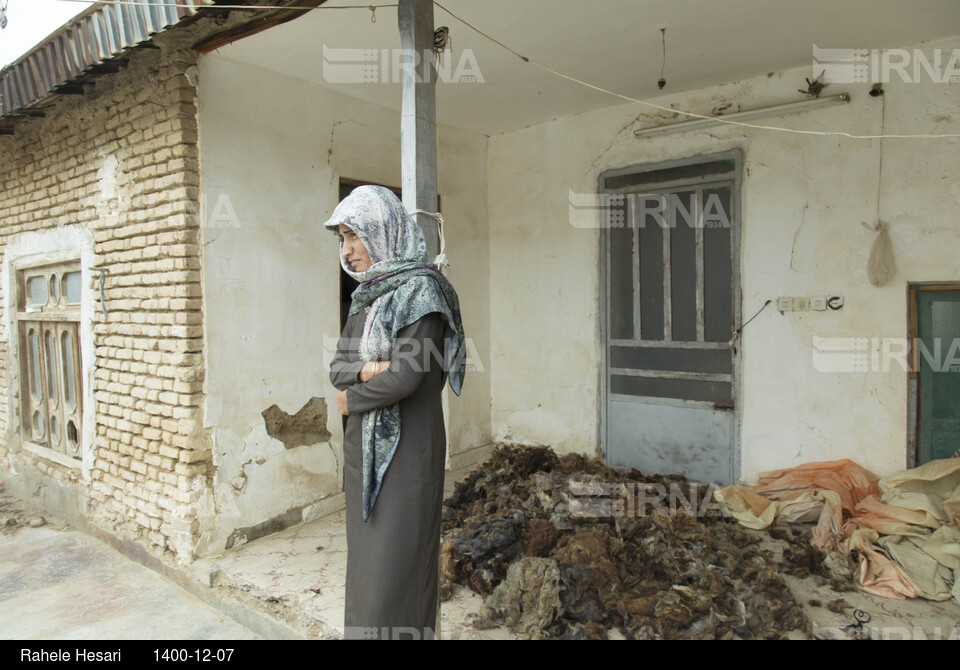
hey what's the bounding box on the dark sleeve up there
[346,312,444,414]
[329,319,366,391]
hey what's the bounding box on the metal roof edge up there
[0,0,215,118]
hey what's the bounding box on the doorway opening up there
[337,179,403,330]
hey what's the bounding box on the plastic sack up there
[753,458,880,515]
[847,528,917,600]
[717,459,880,551]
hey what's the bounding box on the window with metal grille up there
[17,261,83,463]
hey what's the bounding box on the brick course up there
[0,44,208,561]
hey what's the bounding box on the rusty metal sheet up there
[0,0,214,117]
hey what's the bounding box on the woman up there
[326,185,465,640]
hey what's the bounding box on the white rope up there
[409,209,447,269]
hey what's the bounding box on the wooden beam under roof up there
[194,0,328,54]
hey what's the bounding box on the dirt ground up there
[0,487,67,535]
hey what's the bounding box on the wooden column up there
[398,0,439,259]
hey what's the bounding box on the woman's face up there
[338,224,373,273]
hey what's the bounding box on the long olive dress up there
[330,310,446,640]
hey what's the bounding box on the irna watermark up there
[569,190,731,229]
[344,626,437,640]
[565,479,729,519]
[322,45,484,84]
[323,335,484,374]
[812,336,960,373]
[813,44,960,84]
[96,190,243,229]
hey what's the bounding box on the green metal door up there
[917,289,960,463]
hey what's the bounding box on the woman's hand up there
[359,360,391,382]
[342,362,391,416]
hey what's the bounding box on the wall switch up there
[777,297,794,312]
[827,295,845,310]
[811,296,827,311]
[795,297,810,312]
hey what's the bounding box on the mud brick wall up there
[0,43,208,560]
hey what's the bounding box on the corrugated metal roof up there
[0,0,215,118]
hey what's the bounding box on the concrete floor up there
[208,506,517,640]
[0,524,259,640]
[203,463,515,640]
[212,504,960,640]
[3,468,959,640]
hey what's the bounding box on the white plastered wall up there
[197,54,490,550]
[487,36,960,483]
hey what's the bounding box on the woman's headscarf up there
[329,185,428,283]
[325,185,466,521]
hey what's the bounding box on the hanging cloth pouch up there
[863,221,895,287]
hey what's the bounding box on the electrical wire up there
[48,0,960,140]
[874,96,886,223]
[730,299,771,346]
[431,1,960,140]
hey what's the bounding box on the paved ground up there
[212,502,960,640]
[3,473,959,641]
[0,496,259,641]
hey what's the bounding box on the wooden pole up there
[398,0,439,260]
[398,6,442,640]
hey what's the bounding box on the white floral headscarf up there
[327,185,427,282]
[325,185,466,521]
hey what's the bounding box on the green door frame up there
[908,283,960,466]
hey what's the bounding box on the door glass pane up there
[64,272,82,304]
[703,187,733,342]
[638,201,664,340]
[67,421,79,454]
[28,328,42,401]
[62,331,77,410]
[670,190,697,341]
[27,276,47,305]
[45,330,59,408]
[49,274,60,303]
[608,199,634,339]
[32,410,45,440]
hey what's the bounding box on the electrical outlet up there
[777,297,794,312]
[811,296,827,311]
[795,297,810,312]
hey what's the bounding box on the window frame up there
[15,260,84,469]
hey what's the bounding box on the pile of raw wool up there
[440,446,809,640]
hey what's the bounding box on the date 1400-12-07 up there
[155,649,235,662]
